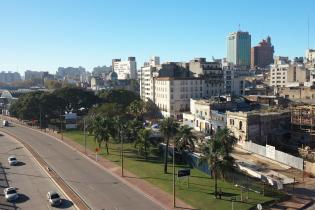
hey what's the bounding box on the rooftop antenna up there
[238,24,241,32]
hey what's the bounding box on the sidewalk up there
[4,116,195,210]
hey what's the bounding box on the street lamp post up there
[60,109,63,140]
[121,124,124,177]
[39,105,42,131]
[84,117,87,154]
[173,143,176,208]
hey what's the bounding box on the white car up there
[47,191,62,206]
[8,156,18,166]
[4,187,19,201]
[2,120,9,126]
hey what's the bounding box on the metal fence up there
[242,141,303,170]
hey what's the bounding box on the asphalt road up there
[1,124,164,210]
[0,132,75,210]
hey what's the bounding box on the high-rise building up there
[251,36,274,68]
[227,31,251,67]
[0,71,21,83]
[113,57,137,80]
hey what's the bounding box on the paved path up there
[0,132,75,210]
[1,121,167,210]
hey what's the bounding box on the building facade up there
[251,36,274,68]
[113,57,137,80]
[269,57,290,88]
[139,57,160,101]
[0,71,21,83]
[227,31,251,67]
[227,110,291,145]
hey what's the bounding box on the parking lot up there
[0,132,75,210]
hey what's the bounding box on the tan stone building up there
[279,86,315,101]
[226,110,291,145]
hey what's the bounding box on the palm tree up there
[201,128,237,198]
[176,125,196,153]
[135,128,152,159]
[90,116,113,155]
[160,117,179,174]
[126,119,144,143]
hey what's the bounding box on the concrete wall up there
[242,141,303,170]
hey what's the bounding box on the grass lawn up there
[64,130,284,210]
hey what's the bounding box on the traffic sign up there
[178,169,190,177]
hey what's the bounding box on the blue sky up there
[0,0,314,74]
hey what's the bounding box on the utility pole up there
[60,109,63,140]
[84,117,87,154]
[121,123,124,177]
[173,143,176,208]
[39,105,42,131]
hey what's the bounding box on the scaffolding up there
[291,105,315,136]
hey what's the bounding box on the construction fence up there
[242,141,303,170]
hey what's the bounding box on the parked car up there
[3,120,9,126]
[8,156,18,166]
[4,187,19,201]
[47,191,62,206]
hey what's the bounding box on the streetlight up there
[121,124,124,177]
[79,107,87,154]
[173,143,176,208]
[59,109,63,140]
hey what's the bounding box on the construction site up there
[291,105,315,149]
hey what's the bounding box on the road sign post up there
[178,169,191,189]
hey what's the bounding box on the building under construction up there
[291,105,315,147]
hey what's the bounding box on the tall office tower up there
[227,31,251,67]
[251,36,274,68]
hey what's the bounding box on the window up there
[239,121,243,130]
[230,119,234,125]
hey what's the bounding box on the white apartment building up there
[113,57,137,80]
[183,98,226,135]
[269,57,290,88]
[139,57,160,101]
[152,77,203,118]
[152,76,225,118]
[306,49,315,64]
[222,61,248,95]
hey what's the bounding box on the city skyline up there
[0,0,314,74]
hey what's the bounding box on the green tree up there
[160,117,179,174]
[97,89,139,109]
[135,128,152,159]
[126,119,143,143]
[176,125,196,153]
[127,100,147,120]
[201,128,237,198]
[90,116,114,154]
[54,87,99,111]
[44,80,62,90]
